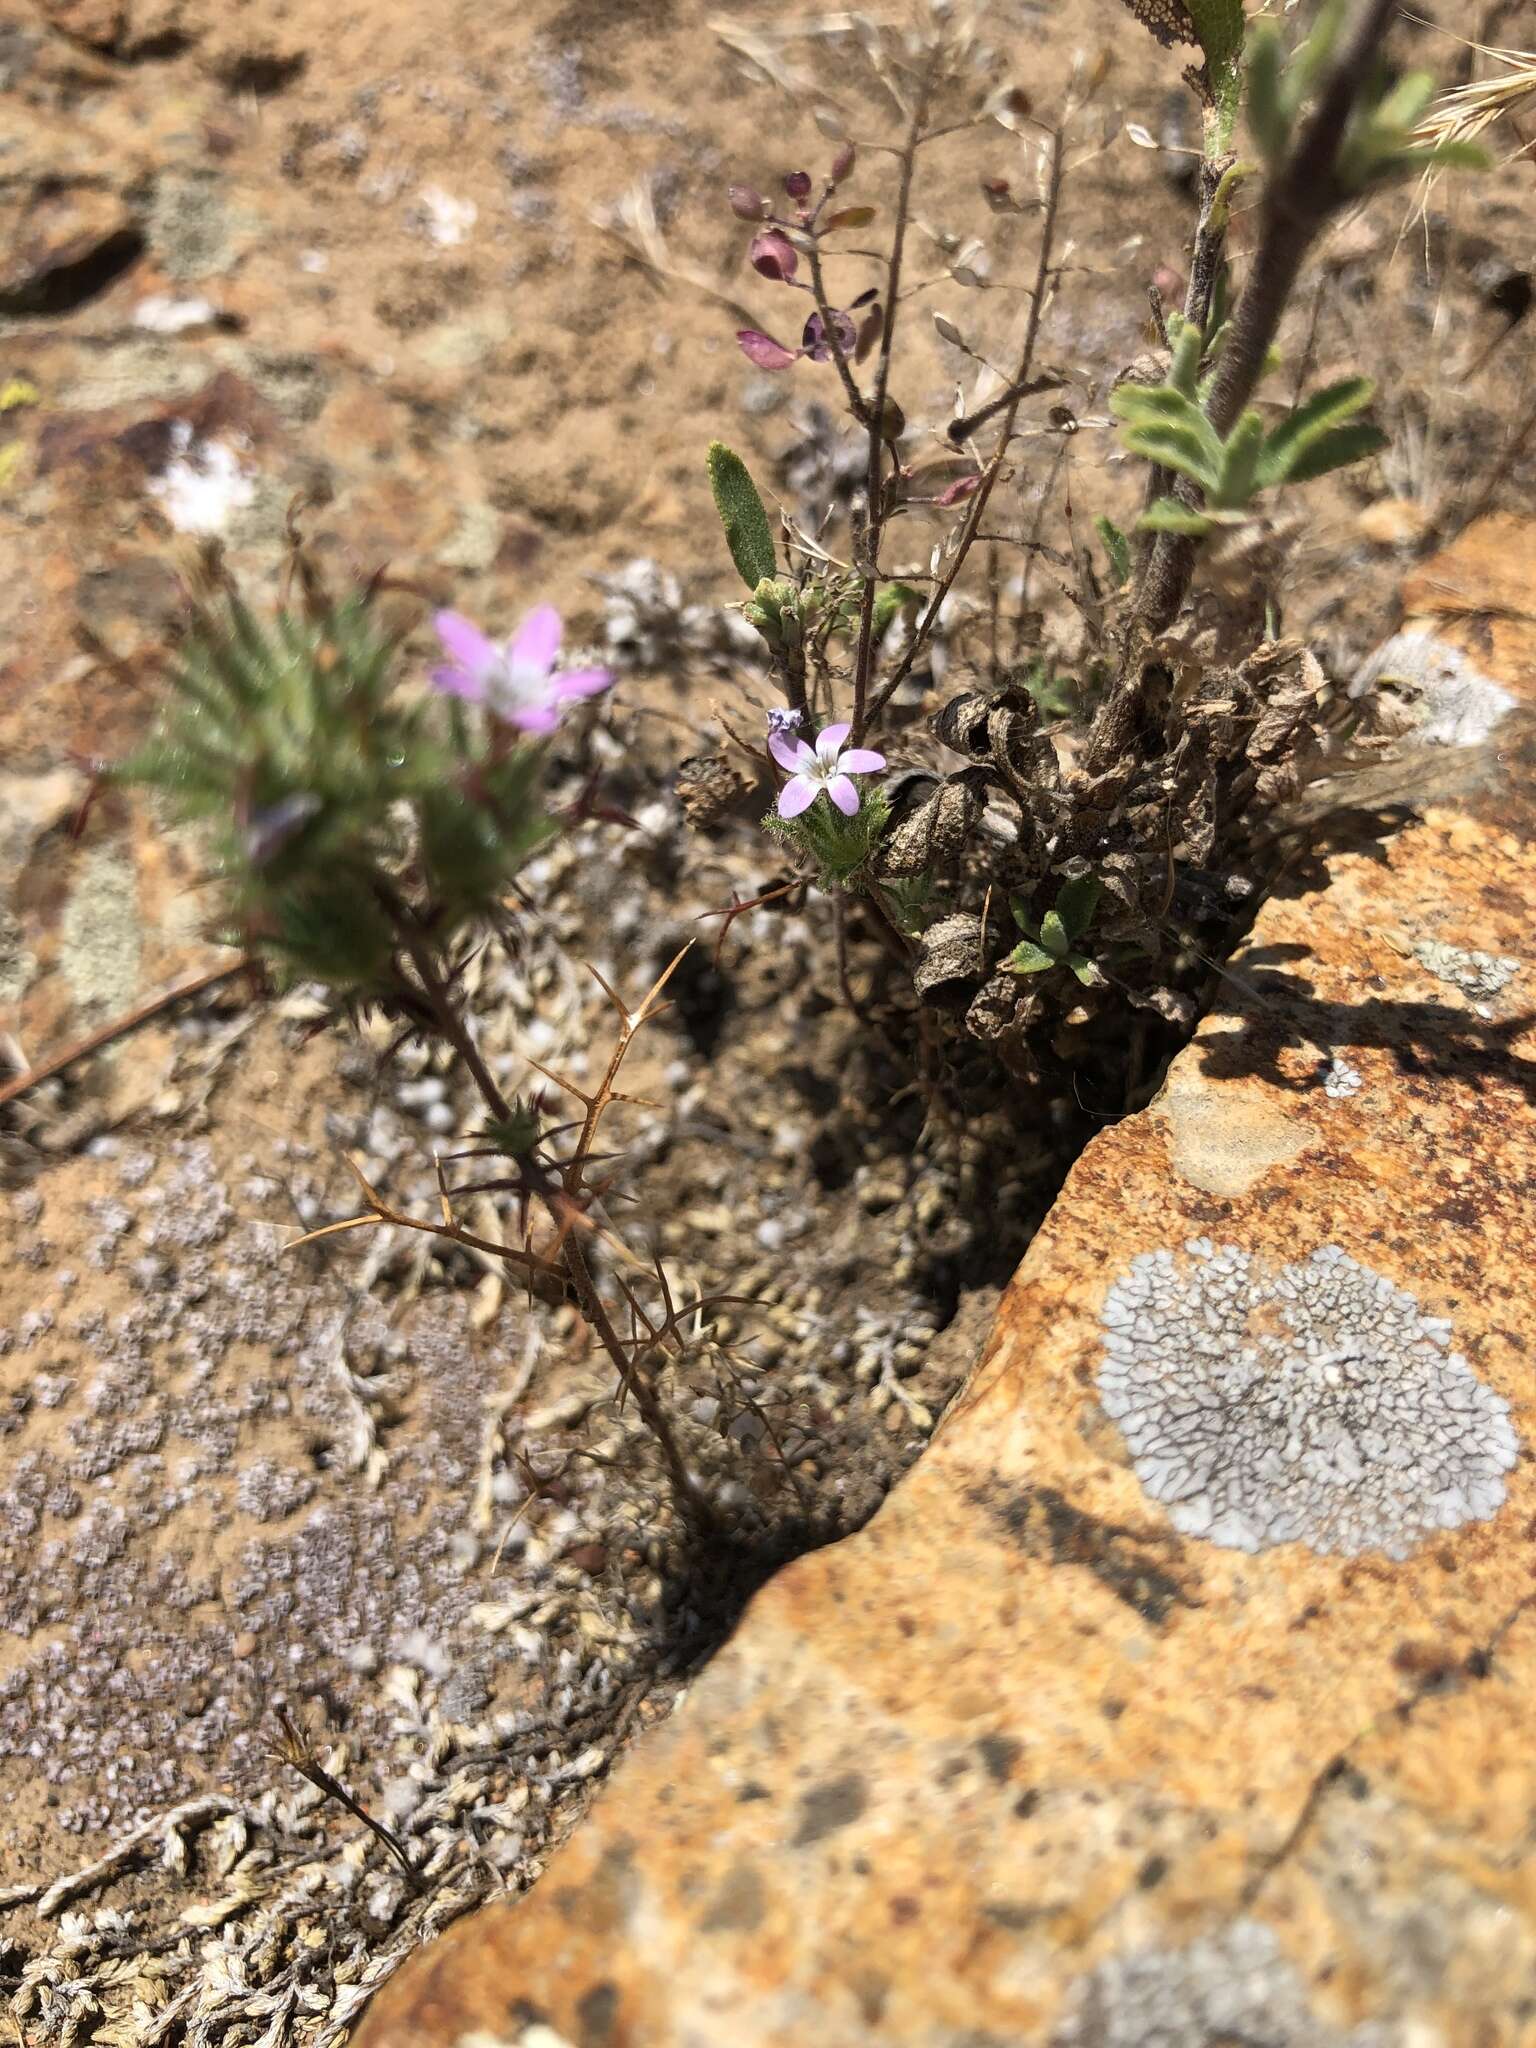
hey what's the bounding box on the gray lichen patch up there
[1350,628,1517,748]
[1098,1242,1518,1559]
[1051,1918,1396,2047]
[59,846,143,1021]
[1410,939,1521,1003]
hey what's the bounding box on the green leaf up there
[1272,419,1387,484]
[824,205,875,229]
[706,440,777,590]
[873,581,923,635]
[1039,909,1070,958]
[1095,515,1131,590]
[1214,408,1266,506]
[1244,22,1287,162]
[1122,422,1224,491]
[1374,69,1436,135]
[1053,873,1102,943]
[1068,956,1105,987]
[1376,140,1489,178]
[1290,0,1345,101]
[1255,376,1374,486]
[1007,940,1056,974]
[1139,496,1214,536]
[1186,0,1244,127]
[1110,384,1208,424]
[1171,318,1205,396]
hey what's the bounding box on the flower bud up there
[783,169,812,200]
[829,141,856,185]
[729,184,769,221]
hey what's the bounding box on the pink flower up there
[431,607,612,734]
[769,721,885,819]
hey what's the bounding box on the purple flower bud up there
[749,228,799,283]
[783,170,812,200]
[729,184,768,221]
[766,705,804,738]
[829,141,856,185]
[736,327,801,371]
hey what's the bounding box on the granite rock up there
[356,539,1536,2046]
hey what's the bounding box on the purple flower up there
[431,607,612,734]
[769,721,885,819]
[765,705,803,739]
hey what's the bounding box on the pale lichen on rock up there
[1410,938,1521,1003]
[1098,1241,1518,1558]
[1051,1919,1395,2047]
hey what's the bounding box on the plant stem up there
[863,125,1065,734]
[805,237,870,428]
[395,915,710,1526]
[1127,0,1397,649]
[561,1227,707,1521]
[1089,0,1399,777]
[850,88,929,744]
[1132,146,1236,589]
[399,928,515,1124]
[0,959,248,1110]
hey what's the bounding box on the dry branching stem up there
[864,123,1066,732]
[269,1709,424,1890]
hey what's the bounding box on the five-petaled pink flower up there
[431,607,612,734]
[770,721,884,818]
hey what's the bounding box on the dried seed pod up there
[878,769,988,877]
[913,914,987,1008]
[675,750,754,828]
[933,691,993,761]
[985,685,1060,793]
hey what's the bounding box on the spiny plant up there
[113,539,745,1527]
[120,558,552,990]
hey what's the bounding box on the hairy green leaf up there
[1054,874,1103,943]
[1039,910,1070,958]
[1139,496,1214,535]
[1243,22,1288,161]
[1121,421,1225,491]
[1256,376,1374,486]
[1095,516,1131,589]
[1007,940,1056,975]
[706,440,778,590]
[1271,418,1387,484]
[1215,408,1267,505]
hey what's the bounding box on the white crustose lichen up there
[1052,1918,1395,2048]
[1098,1241,1518,1559]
